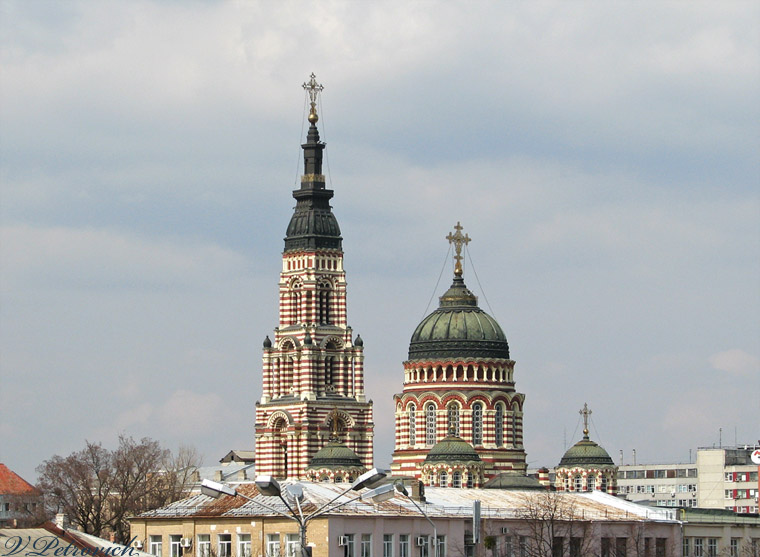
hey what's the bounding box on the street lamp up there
[394,482,438,557]
[200,468,390,557]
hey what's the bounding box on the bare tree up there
[36,436,201,542]
[514,491,597,557]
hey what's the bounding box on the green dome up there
[558,435,615,468]
[483,471,546,490]
[409,276,510,360]
[424,435,482,464]
[306,441,363,470]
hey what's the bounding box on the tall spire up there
[284,72,341,252]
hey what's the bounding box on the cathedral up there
[254,75,612,492]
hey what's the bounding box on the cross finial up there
[302,72,324,124]
[579,403,592,439]
[446,222,471,277]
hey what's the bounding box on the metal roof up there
[135,481,678,523]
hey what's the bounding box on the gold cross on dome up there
[302,73,324,123]
[446,222,471,276]
[579,403,592,438]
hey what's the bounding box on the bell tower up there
[254,74,374,480]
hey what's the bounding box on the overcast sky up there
[1,1,759,483]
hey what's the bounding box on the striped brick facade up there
[254,93,373,480]
[391,358,527,484]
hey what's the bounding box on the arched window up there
[289,279,302,324]
[494,403,505,447]
[439,470,448,487]
[472,403,483,445]
[587,475,596,492]
[324,356,334,389]
[574,475,583,492]
[447,403,460,436]
[318,279,332,324]
[321,475,330,483]
[466,473,474,488]
[452,471,462,488]
[426,403,437,445]
[334,475,343,483]
[408,404,417,446]
[600,475,608,492]
[511,402,520,447]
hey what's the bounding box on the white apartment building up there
[617,445,759,513]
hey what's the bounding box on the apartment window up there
[447,403,460,436]
[238,534,251,557]
[707,538,717,557]
[399,535,410,557]
[419,536,429,557]
[197,535,210,557]
[472,403,483,445]
[361,534,371,557]
[503,537,513,557]
[218,534,232,557]
[426,404,437,445]
[494,403,504,447]
[726,472,734,482]
[570,537,581,557]
[682,538,690,557]
[519,537,528,557]
[694,538,704,557]
[601,538,611,557]
[552,537,563,557]
[169,536,182,557]
[149,536,162,557]
[726,490,734,499]
[439,470,448,487]
[616,537,627,557]
[656,539,666,557]
[687,469,697,477]
[452,471,462,488]
[285,534,299,557]
[730,539,739,557]
[343,534,356,557]
[408,404,416,446]
[266,534,280,557]
[644,538,652,557]
[464,533,474,557]
[383,534,393,557]
[436,535,446,557]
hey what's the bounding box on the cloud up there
[157,390,231,437]
[710,349,760,376]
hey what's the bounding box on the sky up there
[1,1,759,483]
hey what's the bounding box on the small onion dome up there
[263,336,272,348]
[304,332,313,345]
[409,276,509,360]
[483,471,546,490]
[558,433,615,468]
[354,334,363,347]
[306,441,363,470]
[424,434,481,464]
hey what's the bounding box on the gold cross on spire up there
[580,402,592,438]
[302,72,324,124]
[446,222,471,276]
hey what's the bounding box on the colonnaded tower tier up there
[254,74,373,480]
[391,223,527,487]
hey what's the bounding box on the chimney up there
[214,470,222,481]
[537,467,551,488]
[55,513,70,530]
[410,480,426,502]
[238,469,247,481]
